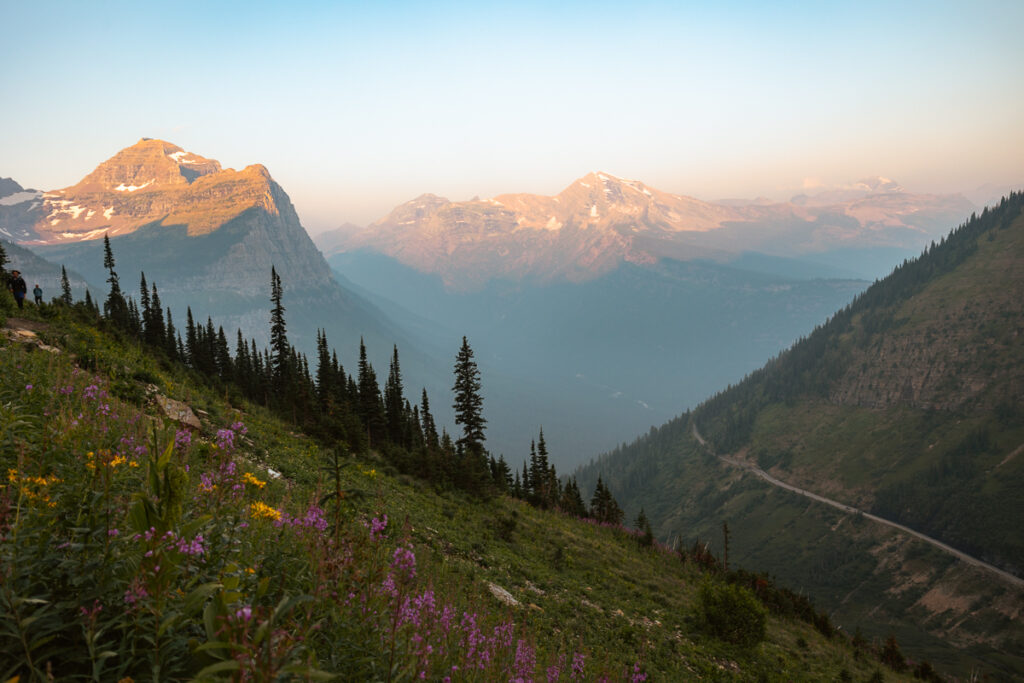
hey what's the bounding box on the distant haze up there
[2,1,1022,231]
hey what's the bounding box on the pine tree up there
[148,283,166,347]
[102,234,129,329]
[421,388,439,450]
[315,330,332,410]
[185,307,198,367]
[269,266,290,391]
[60,266,72,305]
[139,272,151,332]
[452,336,486,455]
[216,326,232,381]
[384,345,405,445]
[165,308,178,360]
[636,508,654,547]
[0,241,7,277]
[357,338,384,446]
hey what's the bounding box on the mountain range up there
[321,171,974,289]
[1,142,979,467]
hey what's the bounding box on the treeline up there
[694,191,1024,451]
[28,235,630,515]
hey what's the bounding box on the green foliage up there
[696,578,767,647]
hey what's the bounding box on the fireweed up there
[0,343,643,681]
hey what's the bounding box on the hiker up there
[33,283,43,305]
[9,270,27,310]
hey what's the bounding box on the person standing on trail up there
[33,283,43,305]
[9,270,27,310]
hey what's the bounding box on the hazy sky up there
[2,0,1022,232]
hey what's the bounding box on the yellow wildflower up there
[242,472,266,489]
[245,567,256,574]
[363,468,377,478]
[249,501,282,521]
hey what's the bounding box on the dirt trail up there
[691,423,1024,590]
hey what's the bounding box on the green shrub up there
[697,578,768,647]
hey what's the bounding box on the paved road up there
[692,423,1024,590]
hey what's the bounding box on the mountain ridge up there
[322,172,975,291]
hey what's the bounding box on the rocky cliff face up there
[328,172,975,290]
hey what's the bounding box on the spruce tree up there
[102,234,129,329]
[357,338,384,446]
[185,307,198,366]
[384,345,405,444]
[421,388,439,450]
[269,266,290,391]
[452,336,486,455]
[315,330,332,409]
[165,308,178,360]
[60,266,72,305]
[149,284,166,347]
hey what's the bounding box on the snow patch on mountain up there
[0,191,41,206]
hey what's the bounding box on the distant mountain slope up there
[1,239,97,301]
[320,172,974,291]
[330,249,868,469]
[574,193,1024,675]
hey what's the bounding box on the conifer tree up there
[315,330,333,409]
[149,283,166,347]
[452,336,486,455]
[0,241,7,277]
[636,508,654,547]
[139,272,151,329]
[216,326,232,380]
[269,266,290,391]
[421,388,439,450]
[102,234,129,329]
[60,266,72,305]
[357,338,384,446]
[384,345,406,444]
[185,307,198,366]
[165,308,178,360]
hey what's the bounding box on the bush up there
[697,578,767,647]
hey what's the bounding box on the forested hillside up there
[576,193,1024,678]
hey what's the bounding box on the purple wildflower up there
[571,652,585,680]
[215,428,235,452]
[391,545,417,580]
[368,514,388,541]
[174,429,191,451]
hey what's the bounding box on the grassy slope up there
[0,304,905,681]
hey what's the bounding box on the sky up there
[2,0,1022,233]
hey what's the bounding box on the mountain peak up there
[854,176,904,194]
[70,139,222,193]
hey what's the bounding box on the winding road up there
[691,423,1024,590]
